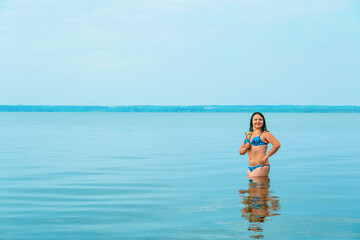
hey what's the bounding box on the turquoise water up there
[0,113,359,239]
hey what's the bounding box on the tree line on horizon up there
[0,105,359,113]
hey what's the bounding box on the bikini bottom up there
[248,165,270,172]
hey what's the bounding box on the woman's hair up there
[249,112,268,132]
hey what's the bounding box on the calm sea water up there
[0,113,359,240]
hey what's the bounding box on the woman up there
[239,112,281,177]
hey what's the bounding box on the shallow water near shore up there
[0,112,359,239]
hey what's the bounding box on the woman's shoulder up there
[262,130,272,136]
[262,131,276,139]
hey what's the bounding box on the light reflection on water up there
[239,177,280,239]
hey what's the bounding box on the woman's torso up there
[247,134,269,167]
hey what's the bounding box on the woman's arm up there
[264,132,281,157]
[239,136,249,155]
[259,132,281,164]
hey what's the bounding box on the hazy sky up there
[1,0,359,105]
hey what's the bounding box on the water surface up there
[0,113,359,239]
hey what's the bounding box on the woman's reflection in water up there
[238,176,280,239]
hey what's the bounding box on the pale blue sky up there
[1,0,359,105]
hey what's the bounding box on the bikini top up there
[244,131,268,146]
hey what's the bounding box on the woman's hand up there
[245,142,251,150]
[259,155,269,165]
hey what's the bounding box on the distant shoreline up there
[0,105,359,113]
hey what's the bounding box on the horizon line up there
[0,104,359,107]
[0,105,359,113]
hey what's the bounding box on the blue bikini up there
[248,165,270,172]
[244,131,270,172]
[244,136,268,146]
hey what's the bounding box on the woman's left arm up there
[259,132,281,164]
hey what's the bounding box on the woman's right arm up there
[239,136,249,155]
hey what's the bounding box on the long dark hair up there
[249,112,267,132]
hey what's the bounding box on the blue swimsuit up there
[244,131,270,172]
[243,136,267,146]
[248,164,270,172]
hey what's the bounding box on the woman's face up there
[252,114,264,129]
